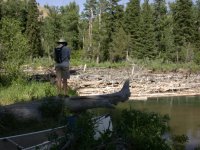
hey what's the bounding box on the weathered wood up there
[65,79,130,112]
[22,66,200,101]
[0,80,130,120]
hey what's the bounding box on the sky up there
[36,0,130,12]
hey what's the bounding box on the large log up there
[0,80,130,120]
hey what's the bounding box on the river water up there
[117,96,200,149]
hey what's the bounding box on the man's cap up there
[57,38,67,43]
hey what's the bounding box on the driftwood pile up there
[67,67,200,100]
[23,65,200,100]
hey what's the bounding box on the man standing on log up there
[54,38,71,96]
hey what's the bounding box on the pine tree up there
[103,0,124,61]
[26,0,43,58]
[153,0,167,59]
[105,0,124,37]
[60,2,80,50]
[172,0,194,62]
[109,27,130,62]
[140,0,155,59]
[124,0,141,58]
[193,0,200,64]
[162,12,176,62]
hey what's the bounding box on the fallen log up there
[0,80,130,120]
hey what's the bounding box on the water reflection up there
[93,96,200,148]
[125,96,200,149]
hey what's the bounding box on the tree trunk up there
[96,12,101,64]
[176,49,179,63]
[88,8,93,58]
[0,80,130,120]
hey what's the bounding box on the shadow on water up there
[94,96,200,149]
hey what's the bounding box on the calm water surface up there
[118,96,200,149]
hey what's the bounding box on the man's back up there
[61,45,70,63]
[55,44,70,67]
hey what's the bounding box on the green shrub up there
[56,109,176,150]
[113,109,171,150]
[66,112,96,150]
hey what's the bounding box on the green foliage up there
[102,0,124,61]
[172,0,194,62]
[81,0,98,60]
[160,15,176,62]
[41,2,80,61]
[71,55,130,68]
[26,0,43,58]
[153,0,169,60]
[194,50,200,65]
[24,57,54,68]
[82,0,97,18]
[193,0,200,64]
[70,49,84,65]
[135,58,200,73]
[2,0,200,68]
[66,112,96,150]
[114,109,171,149]
[1,0,28,29]
[60,2,80,50]
[124,0,141,58]
[41,6,62,58]
[139,0,156,59]
[56,109,188,150]
[0,17,29,77]
[109,27,130,62]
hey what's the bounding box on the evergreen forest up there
[1,0,200,71]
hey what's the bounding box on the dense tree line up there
[1,0,200,66]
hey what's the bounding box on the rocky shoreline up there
[67,66,200,100]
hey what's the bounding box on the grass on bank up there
[139,59,200,73]
[0,80,56,105]
[0,77,77,105]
